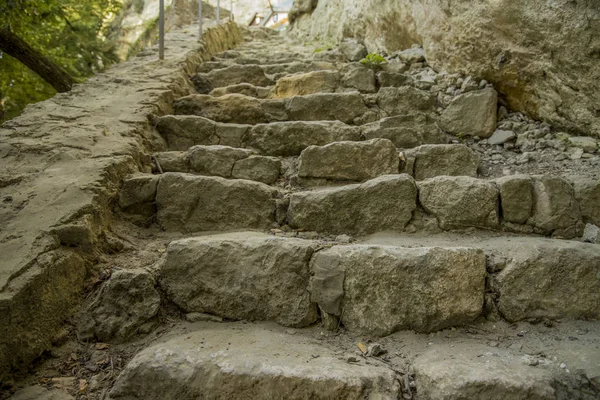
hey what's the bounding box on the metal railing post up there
[216,0,220,24]
[159,0,165,59]
[198,0,203,39]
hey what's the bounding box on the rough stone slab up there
[570,176,600,226]
[340,64,377,93]
[583,223,600,243]
[232,155,281,184]
[310,245,486,335]
[376,72,411,88]
[298,138,399,181]
[188,145,255,178]
[418,176,499,229]
[10,385,74,400]
[339,38,368,61]
[288,174,417,235]
[202,64,274,88]
[492,239,600,322]
[173,94,285,124]
[119,175,159,209]
[377,86,436,116]
[284,92,368,124]
[159,234,318,327]
[361,113,446,148]
[410,144,479,180]
[243,121,362,156]
[530,176,581,237]
[495,175,533,224]
[414,344,555,400]
[488,129,516,145]
[209,83,271,99]
[109,326,400,399]
[155,115,219,151]
[156,173,278,232]
[77,269,160,343]
[439,88,498,138]
[275,70,340,98]
[154,151,189,172]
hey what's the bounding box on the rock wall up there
[0,21,243,383]
[292,0,600,138]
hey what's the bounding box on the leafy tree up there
[0,0,122,122]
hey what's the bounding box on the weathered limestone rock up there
[292,1,600,138]
[495,175,533,225]
[155,115,218,151]
[10,385,75,400]
[232,156,281,184]
[78,269,160,343]
[244,121,361,156]
[570,176,600,226]
[439,88,498,138]
[154,151,189,172]
[199,64,273,88]
[340,64,377,93]
[339,38,368,61]
[362,114,446,148]
[419,176,499,229]
[376,72,411,88]
[174,94,285,124]
[109,326,400,400]
[583,224,600,244]
[310,245,485,335]
[119,175,159,216]
[377,86,436,116]
[414,344,555,400]
[397,47,426,64]
[530,176,581,237]
[215,122,252,148]
[275,70,339,98]
[188,145,255,178]
[491,239,600,322]
[488,129,516,145]
[288,175,417,235]
[156,173,277,232]
[159,234,318,327]
[285,92,368,124]
[209,83,271,99]
[298,139,398,181]
[410,144,479,180]
[568,136,598,153]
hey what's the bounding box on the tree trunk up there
[0,27,75,93]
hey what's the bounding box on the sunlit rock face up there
[292,0,600,139]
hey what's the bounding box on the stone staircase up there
[102,27,600,399]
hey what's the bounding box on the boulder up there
[414,344,555,400]
[488,129,516,145]
[285,92,368,124]
[396,47,426,64]
[77,269,160,343]
[298,138,398,181]
[232,156,281,185]
[188,145,254,178]
[244,121,361,156]
[495,175,533,225]
[339,38,368,61]
[310,245,486,335]
[568,136,598,153]
[154,115,218,151]
[340,64,377,93]
[109,326,400,400]
[377,86,436,116]
[439,88,498,138]
[119,175,159,216]
[275,71,339,98]
[156,173,278,232]
[154,151,189,172]
[530,176,581,237]
[361,113,446,148]
[583,223,600,244]
[159,234,318,327]
[288,174,417,235]
[201,64,273,87]
[570,176,600,226]
[376,72,411,88]
[418,176,499,229]
[491,239,600,322]
[174,94,284,125]
[410,144,479,180]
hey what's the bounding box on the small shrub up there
[360,53,387,70]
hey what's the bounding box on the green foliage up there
[360,53,387,70]
[0,0,122,122]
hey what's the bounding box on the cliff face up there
[292,0,600,138]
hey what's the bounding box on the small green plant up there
[314,43,335,53]
[360,53,387,70]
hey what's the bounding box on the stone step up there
[108,324,400,400]
[154,146,281,185]
[173,92,371,125]
[209,83,273,99]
